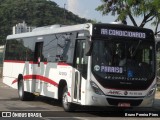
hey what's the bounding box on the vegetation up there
[0,0,91,45]
[96,0,160,34]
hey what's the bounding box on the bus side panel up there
[3,61,34,90]
[3,62,13,87]
[3,61,16,89]
[29,63,73,100]
[34,63,59,99]
[3,62,13,77]
[3,77,17,89]
[57,64,73,101]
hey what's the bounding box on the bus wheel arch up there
[18,74,23,83]
[58,79,76,112]
[58,79,67,101]
[17,74,35,101]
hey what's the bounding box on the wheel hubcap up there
[63,92,68,107]
[18,80,23,97]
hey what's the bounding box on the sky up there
[52,0,117,23]
[52,0,159,32]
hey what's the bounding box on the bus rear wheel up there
[18,79,35,101]
[62,86,76,112]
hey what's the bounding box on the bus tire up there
[62,86,76,112]
[18,78,35,101]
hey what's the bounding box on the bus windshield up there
[92,39,155,90]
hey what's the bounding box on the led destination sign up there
[101,29,146,39]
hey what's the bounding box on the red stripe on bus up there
[4,60,68,66]
[57,62,69,66]
[12,79,18,84]
[4,60,25,63]
[4,60,35,64]
[4,60,48,64]
[12,75,58,87]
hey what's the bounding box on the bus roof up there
[7,23,92,40]
[7,23,154,40]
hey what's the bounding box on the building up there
[12,21,36,34]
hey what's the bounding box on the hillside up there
[0,0,92,45]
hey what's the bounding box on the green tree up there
[0,0,92,45]
[96,0,160,34]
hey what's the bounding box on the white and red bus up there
[3,23,156,111]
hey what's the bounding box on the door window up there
[34,42,44,62]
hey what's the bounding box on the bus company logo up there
[124,91,128,95]
[107,90,122,95]
[94,65,100,71]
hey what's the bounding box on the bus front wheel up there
[62,86,76,112]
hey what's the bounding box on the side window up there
[41,33,76,63]
[5,39,34,61]
[5,40,17,60]
[4,38,34,61]
[42,35,58,62]
[23,37,35,61]
[57,33,76,64]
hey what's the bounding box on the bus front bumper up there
[85,92,155,107]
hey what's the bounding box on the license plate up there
[118,103,130,107]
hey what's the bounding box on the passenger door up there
[33,42,44,93]
[73,40,88,103]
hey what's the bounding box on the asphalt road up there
[0,78,160,120]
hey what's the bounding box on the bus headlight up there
[146,85,156,97]
[90,81,104,95]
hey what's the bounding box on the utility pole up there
[64,3,66,24]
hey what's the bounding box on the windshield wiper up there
[131,40,142,57]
